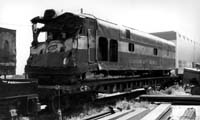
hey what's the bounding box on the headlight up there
[63,57,69,65]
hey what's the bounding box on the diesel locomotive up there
[25,9,176,85]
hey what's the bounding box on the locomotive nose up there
[28,52,71,68]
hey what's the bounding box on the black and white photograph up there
[0,0,200,119]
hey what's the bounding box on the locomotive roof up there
[131,28,175,46]
[37,9,175,47]
[96,19,175,47]
[77,12,175,47]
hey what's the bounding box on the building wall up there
[152,31,200,74]
[0,27,16,75]
[176,33,193,73]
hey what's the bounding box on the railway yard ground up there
[1,76,200,120]
[37,84,200,120]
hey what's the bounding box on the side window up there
[153,48,158,56]
[110,39,118,62]
[98,37,108,61]
[126,29,130,39]
[128,43,135,52]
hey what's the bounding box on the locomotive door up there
[86,18,97,62]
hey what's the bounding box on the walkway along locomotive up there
[25,9,176,111]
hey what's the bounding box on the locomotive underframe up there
[37,75,177,112]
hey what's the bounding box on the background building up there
[152,31,200,74]
[0,27,16,75]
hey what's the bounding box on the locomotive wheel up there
[50,95,70,114]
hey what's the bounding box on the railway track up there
[81,103,171,120]
[35,76,178,120]
[38,88,146,120]
[140,94,200,105]
[82,95,200,120]
[0,76,177,119]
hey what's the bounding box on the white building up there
[152,31,200,74]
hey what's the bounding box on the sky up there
[0,0,200,74]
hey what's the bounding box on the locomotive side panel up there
[95,20,120,70]
[94,19,175,75]
[0,27,16,75]
[119,27,175,72]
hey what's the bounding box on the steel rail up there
[83,107,115,120]
[140,95,200,105]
